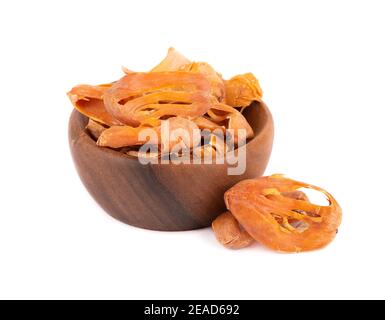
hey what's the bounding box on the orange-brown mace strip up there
[67,47,263,152]
[213,175,342,253]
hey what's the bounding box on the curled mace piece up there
[208,103,254,143]
[180,62,225,102]
[193,116,224,132]
[103,72,212,127]
[151,47,191,72]
[224,175,342,253]
[225,73,263,108]
[97,116,201,150]
[150,48,225,101]
[67,84,122,126]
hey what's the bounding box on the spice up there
[67,48,263,156]
[212,211,255,249]
[213,175,342,253]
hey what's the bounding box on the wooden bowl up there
[68,102,274,231]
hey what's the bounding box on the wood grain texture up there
[68,102,274,231]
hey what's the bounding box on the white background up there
[0,0,384,300]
